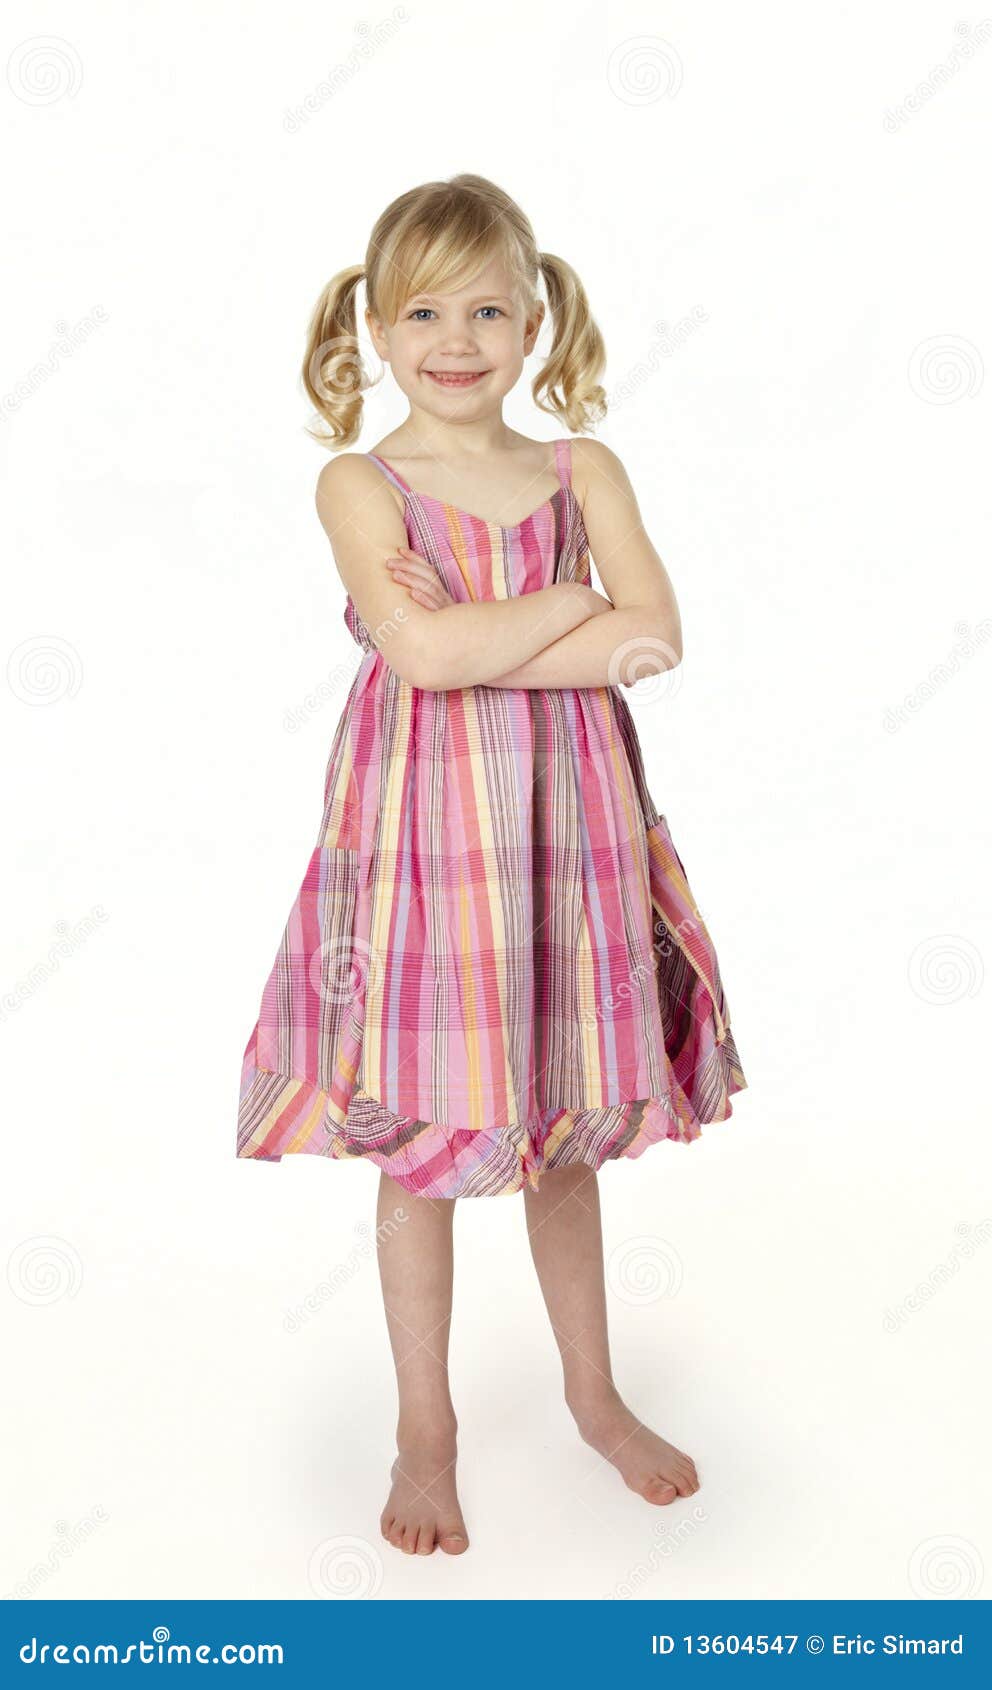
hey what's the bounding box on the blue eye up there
[407,305,504,321]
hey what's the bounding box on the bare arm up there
[483,440,683,688]
[315,454,606,690]
[477,605,675,689]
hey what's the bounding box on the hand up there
[384,546,454,611]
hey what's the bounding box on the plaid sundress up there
[237,437,747,1197]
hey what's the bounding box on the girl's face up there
[366,254,545,421]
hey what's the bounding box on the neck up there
[394,406,516,460]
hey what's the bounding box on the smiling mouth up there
[423,370,489,387]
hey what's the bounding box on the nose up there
[436,318,480,355]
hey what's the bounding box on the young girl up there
[237,173,747,1558]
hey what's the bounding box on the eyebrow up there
[405,293,514,307]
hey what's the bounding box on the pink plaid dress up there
[237,437,746,1197]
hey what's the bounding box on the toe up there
[387,1524,405,1550]
[401,1526,419,1554]
[670,1455,696,1492]
[643,1476,678,1505]
[415,1524,437,1555]
[438,1527,469,1554]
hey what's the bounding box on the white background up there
[2,0,990,1603]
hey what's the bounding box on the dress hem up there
[237,1041,748,1200]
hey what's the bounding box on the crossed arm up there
[315,439,682,690]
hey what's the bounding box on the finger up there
[397,554,439,588]
[393,571,435,604]
[399,568,440,593]
[389,566,447,608]
[407,581,440,606]
[393,558,435,581]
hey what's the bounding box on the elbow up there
[653,610,682,670]
[363,602,455,688]
[389,626,456,691]
[647,606,682,669]
[404,654,454,690]
[619,612,682,682]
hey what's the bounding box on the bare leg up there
[375,1171,468,1554]
[523,1162,699,1504]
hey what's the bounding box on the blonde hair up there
[301,172,607,448]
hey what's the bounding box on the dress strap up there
[553,437,572,488]
[366,453,413,495]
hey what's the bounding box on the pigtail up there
[300,182,610,447]
[301,264,375,449]
[533,252,607,434]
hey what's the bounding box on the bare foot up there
[569,1388,699,1505]
[380,1425,469,1555]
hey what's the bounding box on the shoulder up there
[314,450,377,503]
[569,437,635,508]
[314,450,402,528]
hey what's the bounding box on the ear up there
[365,305,389,361]
[523,299,546,355]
